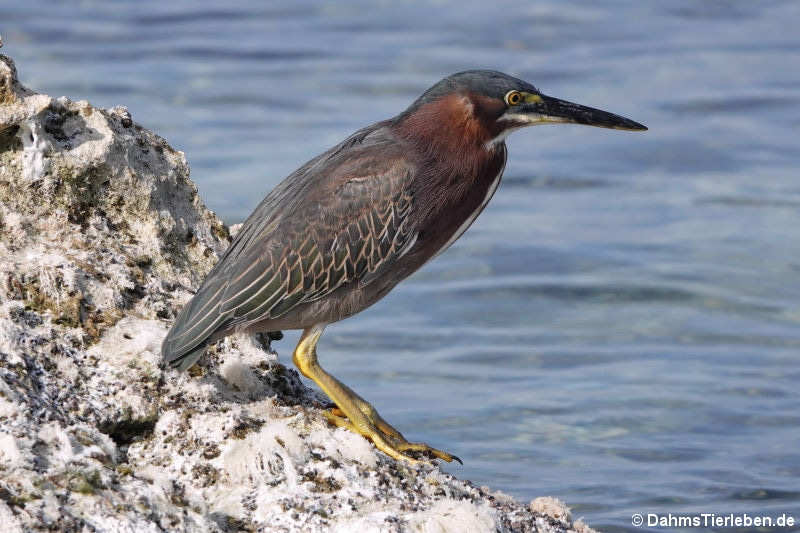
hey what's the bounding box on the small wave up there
[696,195,800,208]
[662,95,795,115]
[502,175,610,190]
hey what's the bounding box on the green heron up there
[162,70,646,463]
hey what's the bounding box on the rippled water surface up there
[5,2,800,530]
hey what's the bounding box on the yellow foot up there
[292,324,461,465]
[323,407,462,464]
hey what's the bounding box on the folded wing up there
[162,133,417,370]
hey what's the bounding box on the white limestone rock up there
[0,53,595,533]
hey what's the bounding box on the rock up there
[0,53,595,532]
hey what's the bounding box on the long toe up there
[396,441,462,464]
[322,408,421,464]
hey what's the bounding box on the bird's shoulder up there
[305,124,417,207]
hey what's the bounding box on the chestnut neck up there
[391,93,504,183]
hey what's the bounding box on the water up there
[5,2,800,530]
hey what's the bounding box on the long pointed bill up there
[518,94,647,131]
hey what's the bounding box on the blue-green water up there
[5,2,800,530]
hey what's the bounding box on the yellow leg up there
[292,325,460,464]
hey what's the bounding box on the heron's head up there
[396,70,646,151]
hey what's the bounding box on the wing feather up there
[162,127,418,369]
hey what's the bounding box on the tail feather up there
[167,343,210,372]
[162,277,231,371]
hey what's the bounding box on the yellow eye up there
[505,90,522,106]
